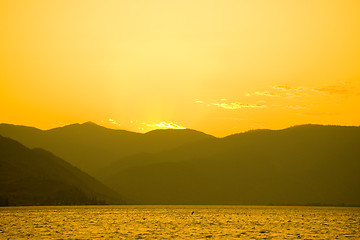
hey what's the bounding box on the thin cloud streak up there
[246,85,309,98]
[254,91,280,97]
[108,118,121,126]
[314,84,352,95]
[195,99,267,110]
[272,85,309,97]
[211,102,266,109]
[142,121,186,129]
[298,112,338,117]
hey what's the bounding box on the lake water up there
[0,205,359,239]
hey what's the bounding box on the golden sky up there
[1,0,360,137]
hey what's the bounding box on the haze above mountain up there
[0,122,359,206]
[0,135,124,206]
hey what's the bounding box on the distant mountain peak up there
[42,122,93,133]
[81,121,99,126]
[52,121,106,130]
[145,128,215,139]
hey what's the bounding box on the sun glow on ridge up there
[152,121,186,129]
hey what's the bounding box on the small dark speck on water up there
[0,206,359,239]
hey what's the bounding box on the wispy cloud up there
[211,102,266,109]
[247,81,360,100]
[253,91,280,97]
[313,83,353,95]
[315,87,349,95]
[272,85,308,97]
[108,118,121,126]
[142,121,186,129]
[284,105,308,110]
[299,112,338,116]
[196,98,266,110]
[246,85,309,98]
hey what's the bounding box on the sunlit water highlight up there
[0,205,359,239]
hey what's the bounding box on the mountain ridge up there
[101,124,360,205]
[1,122,359,206]
[0,122,215,176]
[0,135,124,206]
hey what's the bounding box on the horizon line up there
[1,121,359,139]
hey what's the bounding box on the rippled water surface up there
[0,205,359,239]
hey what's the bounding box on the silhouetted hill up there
[0,135,124,206]
[0,122,215,176]
[101,125,360,206]
[1,123,359,206]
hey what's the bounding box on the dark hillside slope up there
[0,122,214,176]
[104,125,360,205]
[0,135,124,206]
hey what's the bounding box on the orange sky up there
[1,0,360,137]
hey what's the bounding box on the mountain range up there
[0,122,213,176]
[0,122,359,206]
[0,135,124,206]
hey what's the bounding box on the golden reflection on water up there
[0,205,359,239]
